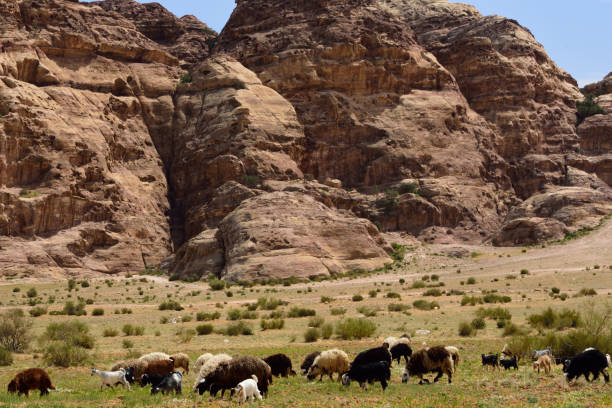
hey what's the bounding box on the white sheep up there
[193,353,232,391]
[445,346,460,370]
[91,368,130,390]
[234,374,262,404]
[306,349,350,382]
[383,335,410,349]
[193,353,213,374]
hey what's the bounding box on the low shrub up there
[423,289,442,297]
[0,347,13,366]
[158,300,183,311]
[388,303,410,312]
[386,292,401,299]
[575,288,597,297]
[260,319,284,330]
[257,297,288,310]
[63,301,86,316]
[176,328,196,343]
[122,339,134,349]
[352,294,364,302]
[26,288,37,298]
[330,308,346,316]
[91,308,104,316]
[103,328,118,337]
[368,290,377,298]
[411,281,426,289]
[412,300,440,311]
[461,296,483,306]
[356,306,377,317]
[335,318,376,340]
[458,322,474,337]
[502,322,524,336]
[483,294,512,304]
[476,307,512,321]
[308,316,325,328]
[29,306,47,317]
[471,317,486,330]
[196,311,221,321]
[528,307,581,330]
[39,321,94,367]
[208,279,226,291]
[321,323,333,339]
[321,296,334,303]
[223,321,253,336]
[196,324,214,335]
[287,307,316,318]
[466,277,477,285]
[304,328,320,343]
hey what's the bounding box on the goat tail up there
[251,374,258,382]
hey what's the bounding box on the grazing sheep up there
[264,354,296,377]
[193,353,232,391]
[196,355,272,398]
[91,368,130,391]
[402,346,453,385]
[234,375,262,403]
[383,335,410,349]
[306,349,350,382]
[8,368,55,397]
[533,354,552,374]
[143,358,174,376]
[390,343,413,365]
[111,359,148,382]
[351,347,392,369]
[170,353,190,374]
[500,356,518,370]
[194,353,213,374]
[481,354,499,370]
[445,346,460,370]
[139,352,171,365]
[342,361,390,391]
[300,351,321,375]
[151,372,182,395]
[564,349,610,383]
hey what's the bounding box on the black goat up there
[342,361,390,391]
[352,347,392,369]
[500,356,518,370]
[140,373,167,388]
[264,354,296,377]
[481,354,499,370]
[390,343,412,365]
[151,372,182,395]
[564,349,609,383]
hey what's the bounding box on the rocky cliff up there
[0,0,610,281]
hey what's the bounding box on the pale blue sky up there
[85,0,611,86]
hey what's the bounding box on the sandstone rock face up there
[380,0,582,159]
[91,0,217,69]
[217,0,510,242]
[2,0,611,281]
[0,0,180,276]
[218,192,390,281]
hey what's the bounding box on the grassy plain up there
[0,221,611,407]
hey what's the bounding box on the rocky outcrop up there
[218,192,390,281]
[1,0,611,281]
[216,0,511,242]
[90,0,217,69]
[0,0,180,275]
[379,0,582,160]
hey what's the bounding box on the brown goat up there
[403,346,454,385]
[144,358,174,376]
[8,368,55,396]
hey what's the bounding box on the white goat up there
[234,375,262,403]
[91,368,130,390]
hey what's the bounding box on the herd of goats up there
[6,335,611,402]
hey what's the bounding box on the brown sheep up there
[533,354,552,374]
[139,352,170,365]
[144,358,174,376]
[402,346,454,385]
[195,355,272,398]
[170,353,190,374]
[111,359,148,382]
[8,368,55,396]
